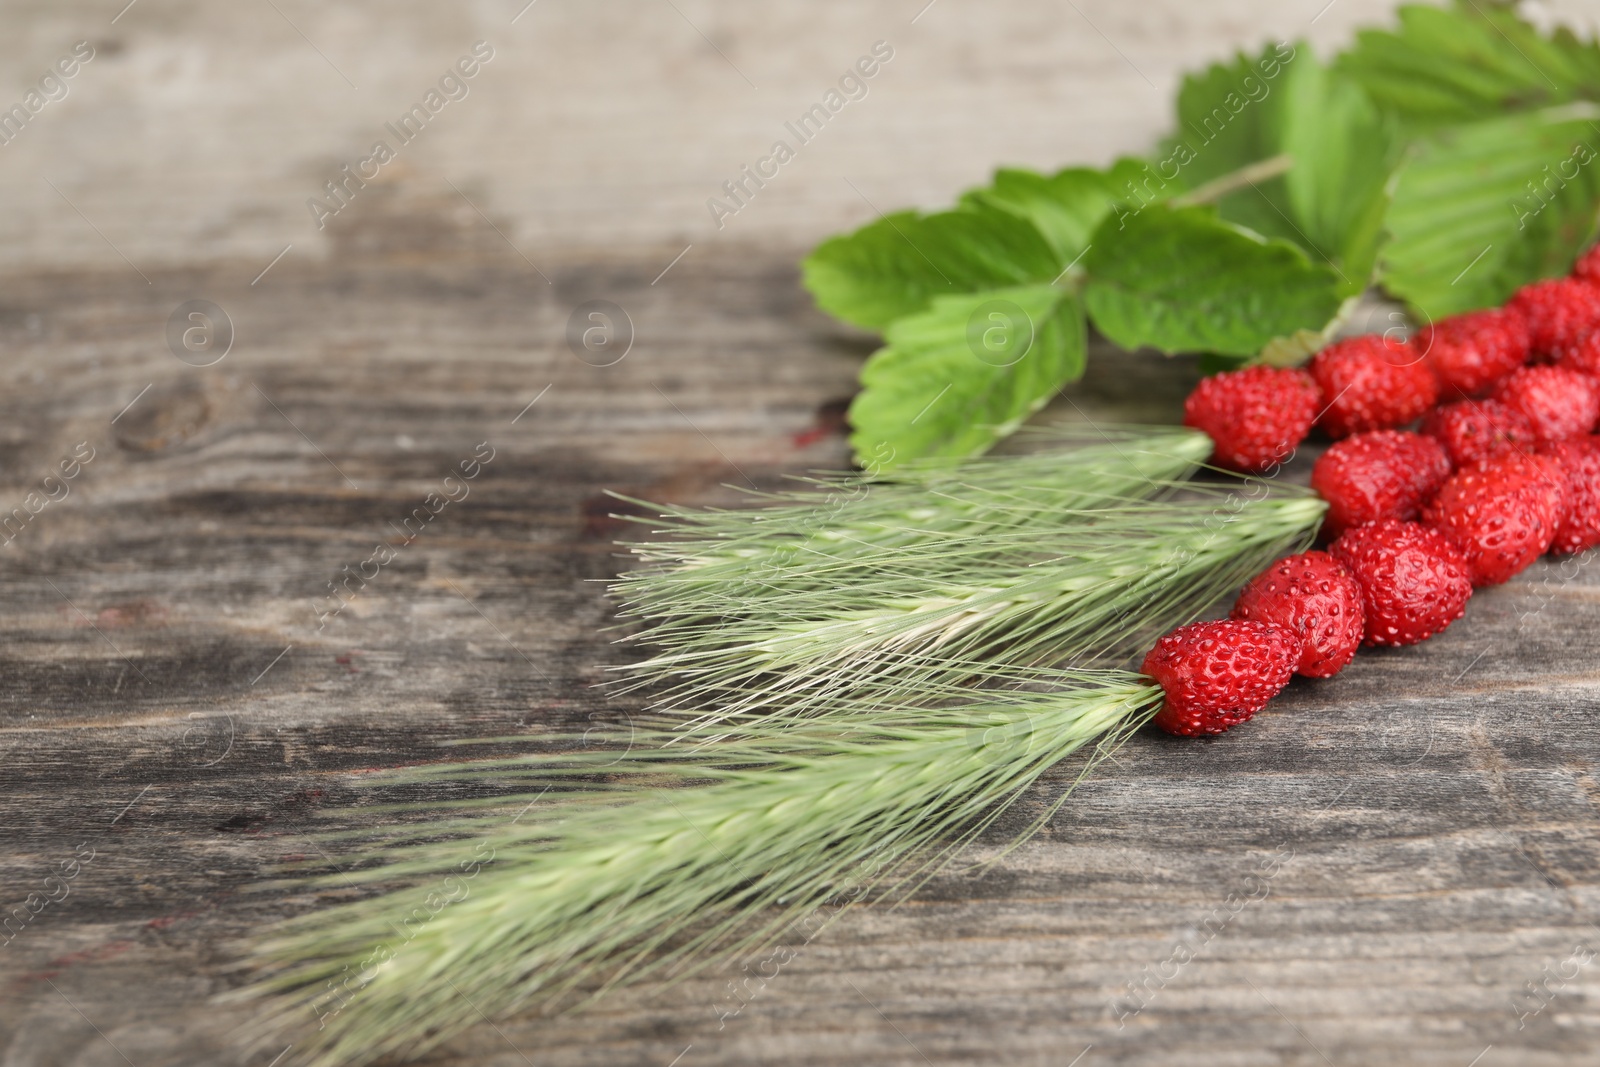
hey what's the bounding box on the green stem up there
[1171,153,1295,207]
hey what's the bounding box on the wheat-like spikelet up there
[614,481,1326,724]
[233,670,1160,1067]
[615,425,1212,583]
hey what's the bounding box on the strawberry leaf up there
[1276,57,1402,294]
[957,160,1148,266]
[1160,40,1300,245]
[1159,43,1399,293]
[801,203,1062,331]
[1379,106,1600,318]
[1335,1,1600,134]
[1082,204,1344,357]
[847,284,1086,466]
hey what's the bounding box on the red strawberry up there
[1539,436,1600,555]
[1423,452,1565,586]
[1143,620,1300,737]
[1230,551,1364,678]
[1507,277,1600,357]
[1329,520,1473,646]
[1421,399,1537,467]
[1418,308,1530,398]
[1491,365,1600,444]
[1308,334,1439,438]
[1310,430,1452,538]
[1182,366,1322,473]
[1555,330,1600,378]
[1572,243,1600,284]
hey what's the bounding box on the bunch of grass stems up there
[610,428,1325,727]
[619,426,1214,578]
[239,428,1329,1065]
[237,668,1162,1067]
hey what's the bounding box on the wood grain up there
[1,2,1599,1066]
[2,239,1599,1067]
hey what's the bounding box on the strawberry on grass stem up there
[1329,520,1472,647]
[1492,365,1600,445]
[1573,242,1600,285]
[1507,277,1600,358]
[1419,308,1530,398]
[1538,436,1600,555]
[1555,330,1600,378]
[1182,365,1321,473]
[1309,334,1439,438]
[1143,620,1300,737]
[1310,430,1451,539]
[1421,399,1536,468]
[1230,551,1364,678]
[1423,452,1565,587]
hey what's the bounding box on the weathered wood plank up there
[0,0,1423,273]
[1,248,1598,1067]
[2,1,1600,1065]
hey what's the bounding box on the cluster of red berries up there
[1149,248,1600,737]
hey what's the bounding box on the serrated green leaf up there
[1082,204,1344,357]
[1158,41,1398,289]
[801,203,1062,331]
[1380,106,1600,318]
[1164,41,1296,185]
[847,285,1086,466]
[1336,1,1600,134]
[957,166,1124,265]
[1277,58,1402,292]
[1160,40,1301,245]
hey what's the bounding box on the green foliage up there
[1382,106,1600,317]
[1163,42,1400,293]
[958,162,1141,264]
[846,284,1087,466]
[1082,205,1344,356]
[1162,40,1299,242]
[806,41,1432,463]
[1276,56,1402,291]
[800,202,1061,330]
[806,175,1124,466]
[1335,1,1600,134]
[803,7,1600,466]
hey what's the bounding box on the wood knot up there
[114,381,213,454]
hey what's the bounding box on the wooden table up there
[3,2,1600,1064]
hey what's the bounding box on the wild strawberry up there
[1310,430,1452,539]
[1182,366,1322,473]
[1539,436,1600,555]
[1507,277,1600,357]
[1423,452,1565,586]
[1555,330,1600,378]
[1143,620,1300,737]
[1230,551,1364,678]
[1491,365,1600,444]
[1418,308,1530,398]
[1329,520,1472,646]
[1421,399,1537,467]
[1308,334,1439,438]
[1572,243,1600,284]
